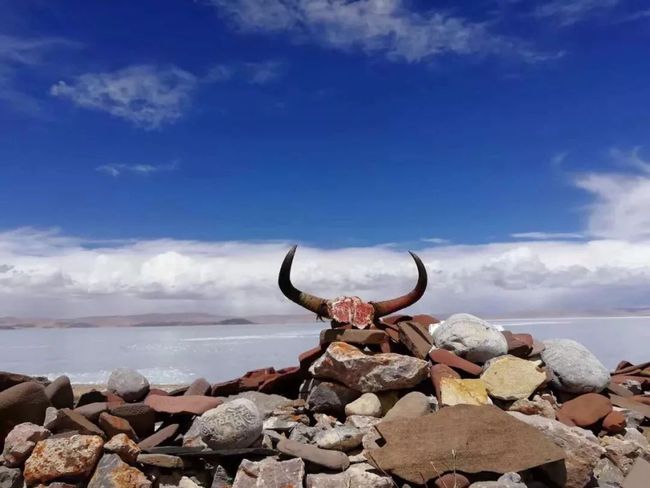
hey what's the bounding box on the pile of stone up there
[1,313,649,488]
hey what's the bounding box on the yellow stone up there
[440,378,490,406]
[480,355,547,401]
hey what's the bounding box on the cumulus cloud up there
[208,0,548,63]
[50,65,198,129]
[96,162,178,177]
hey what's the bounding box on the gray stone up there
[468,472,527,487]
[288,424,322,444]
[310,342,429,393]
[277,438,350,471]
[2,422,50,467]
[315,425,363,451]
[237,457,304,488]
[0,466,22,488]
[107,369,150,403]
[136,453,184,469]
[541,339,609,393]
[345,393,382,417]
[509,411,604,488]
[197,398,262,449]
[383,392,431,421]
[432,313,508,363]
[345,415,381,433]
[88,453,151,488]
[306,381,360,416]
[593,458,625,488]
[306,463,393,488]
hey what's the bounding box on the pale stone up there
[0,466,23,488]
[306,463,393,488]
[383,391,431,421]
[315,425,363,451]
[231,457,305,488]
[345,393,382,417]
[469,472,527,488]
[508,395,556,419]
[197,398,263,449]
[541,339,609,393]
[480,356,547,401]
[2,422,50,467]
[104,433,140,464]
[440,378,490,407]
[509,412,604,488]
[309,342,429,393]
[432,313,508,363]
[107,368,150,403]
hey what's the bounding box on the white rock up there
[541,339,609,393]
[345,393,382,417]
[306,462,393,488]
[432,313,507,363]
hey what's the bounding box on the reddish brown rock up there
[430,364,460,402]
[0,382,50,449]
[44,376,74,410]
[557,393,612,427]
[607,382,634,398]
[529,339,546,357]
[184,378,211,396]
[0,372,41,392]
[75,390,108,408]
[258,366,302,396]
[381,315,412,326]
[210,379,240,397]
[434,473,470,488]
[502,331,534,358]
[2,422,50,467]
[73,402,109,422]
[320,328,388,346]
[298,346,325,371]
[611,375,650,390]
[23,435,104,484]
[411,314,439,327]
[429,348,482,376]
[610,394,650,419]
[238,368,278,391]
[632,395,650,406]
[98,413,137,440]
[144,394,222,415]
[146,388,170,398]
[107,404,155,439]
[398,321,433,359]
[602,410,627,434]
[137,424,179,449]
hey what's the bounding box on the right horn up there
[278,245,330,318]
[371,251,427,318]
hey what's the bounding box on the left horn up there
[278,245,330,318]
[371,251,427,317]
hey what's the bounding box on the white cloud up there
[420,237,450,245]
[511,232,584,240]
[533,0,621,26]
[209,0,548,63]
[50,65,198,129]
[96,162,178,177]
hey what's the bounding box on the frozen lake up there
[2,316,649,384]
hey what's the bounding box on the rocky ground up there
[1,312,649,488]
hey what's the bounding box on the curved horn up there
[371,251,427,317]
[278,245,330,317]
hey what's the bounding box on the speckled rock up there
[104,433,140,464]
[87,453,150,488]
[306,463,393,488]
[440,378,490,407]
[345,393,382,417]
[432,313,508,363]
[2,422,50,467]
[541,339,609,393]
[107,369,150,403]
[309,342,429,393]
[23,434,104,485]
[197,398,262,449]
[315,425,363,451]
[480,356,547,401]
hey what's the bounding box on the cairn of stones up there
[1,247,649,487]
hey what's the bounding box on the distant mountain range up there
[0,313,315,330]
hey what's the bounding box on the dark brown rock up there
[238,367,277,391]
[277,438,349,471]
[184,378,211,396]
[429,348,483,376]
[144,395,222,415]
[411,314,440,327]
[502,331,534,358]
[298,346,325,371]
[398,321,433,359]
[211,379,240,397]
[320,328,388,346]
[0,382,50,448]
[137,423,179,450]
[136,453,184,468]
[602,410,627,434]
[108,403,155,439]
[98,412,137,440]
[44,376,74,409]
[557,393,612,427]
[258,366,303,396]
[73,402,109,422]
[380,315,412,326]
[0,372,46,393]
[48,408,105,437]
[306,381,360,416]
[76,390,109,408]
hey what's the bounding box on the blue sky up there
[1,1,650,317]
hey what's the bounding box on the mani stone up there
[309,342,429,393]
[107,369,150,403]
[480,355,547,401]
[541,339,609,393]
[345,393,382,417]
[432,313,508,363]
[87,453,150,488]
[23,435,104,485]
[2,422,50,467]
[197,398,263,449]
[0,382,50,447]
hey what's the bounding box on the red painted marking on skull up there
[328,297,374,328]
